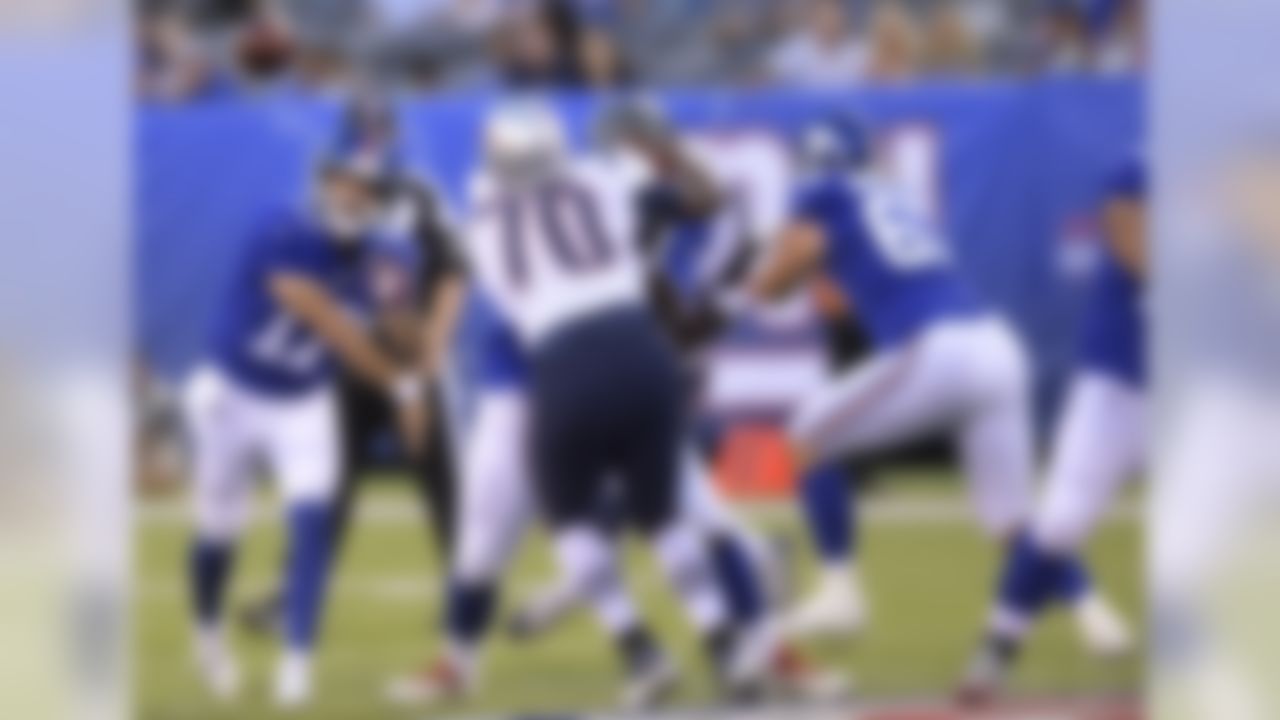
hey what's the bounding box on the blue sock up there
[709,533,765,624]
[189,538,235,626]
[997,532,1067,623]
[800,464,856,565]
[283,502,336,652]
[1056,554,1093,605]
[445,580,497,643]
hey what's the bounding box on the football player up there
[183,141,426,707]
[959,154,1145,703]
[460,99,773,699]
[729,109,1041,650]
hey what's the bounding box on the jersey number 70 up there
[488,179,614,287]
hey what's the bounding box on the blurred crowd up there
[137,0,1144,101]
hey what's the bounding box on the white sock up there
[988,605,1032,641]
[280,649,311,677]
[552,526,640,635]
[653,522,727,633]
[446,639,479,682]
[195,623,226,659]
[820,562,855,590]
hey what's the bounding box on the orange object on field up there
[713,425,799,501]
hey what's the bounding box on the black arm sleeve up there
[405,180,467,307]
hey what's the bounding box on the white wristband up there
[389,374,423,407]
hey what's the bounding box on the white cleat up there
[385,657,473,707]
[770,644,853,703]
[273,652,313,710]
[506,581,582,641]
[784,570,867,639]
[620,654,679,712]
[194,629,241,701]
[717,619,784,704]
[1074,592,1134,657]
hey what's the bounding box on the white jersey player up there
[393,100,774,707]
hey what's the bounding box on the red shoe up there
[771,643,852,702]
[385,657,473,706]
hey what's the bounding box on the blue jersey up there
[791,172,982,348]
[1079,158,1146,387]
[470,288,529,389]
[209,208,389,397]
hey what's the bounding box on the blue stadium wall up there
[137,78,1143,424]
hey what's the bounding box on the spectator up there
[136,8,234,101]
[767,0,869,88]
[921,2,984,76]
[234,0,298,86]
[1092,0,1144,74]
[1037,0,1091,73]
[492,0,586,87]
[865,0,923,83]
[579,26,633,88]
[292,40,354,97]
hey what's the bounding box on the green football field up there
[135,472,1141,719]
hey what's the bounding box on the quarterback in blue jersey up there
[731,112,1045,639]
[961,155,1146,704]
[182,144,427,708]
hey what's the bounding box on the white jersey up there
[465,154,650,347]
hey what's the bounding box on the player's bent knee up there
[280,469,339,507]
[1032,516,1086,555]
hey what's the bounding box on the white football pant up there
[1034,371,1145,553]
[790,315,1034,537]
[452,388,757,583]
[183,366,341,542]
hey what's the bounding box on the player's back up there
[796,170,982,349]
[468,148,686,532]
[465,154,648,349]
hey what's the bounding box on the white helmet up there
[483,97,567,176]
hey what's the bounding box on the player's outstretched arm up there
[746,219,827,302]
[271,271,409,389]
[419,273,466,380]
[272,271,428,455]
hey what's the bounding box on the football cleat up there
[385,657,473,706]
[273,652,313,709]
[770,643,852,703]
[955,640,1015,709]
[620,652,679,712]
[193,629,241,701]
[1074,592,1135,657]
[784,571,867,639]
[506,581,581,641]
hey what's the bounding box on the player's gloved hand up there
[673,286,755,349]
[389,373,429,459]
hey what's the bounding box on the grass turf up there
[135,473,1141,719]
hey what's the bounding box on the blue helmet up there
[338,92,400,150]
[318,138,403,198]
[798,111,874,171]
